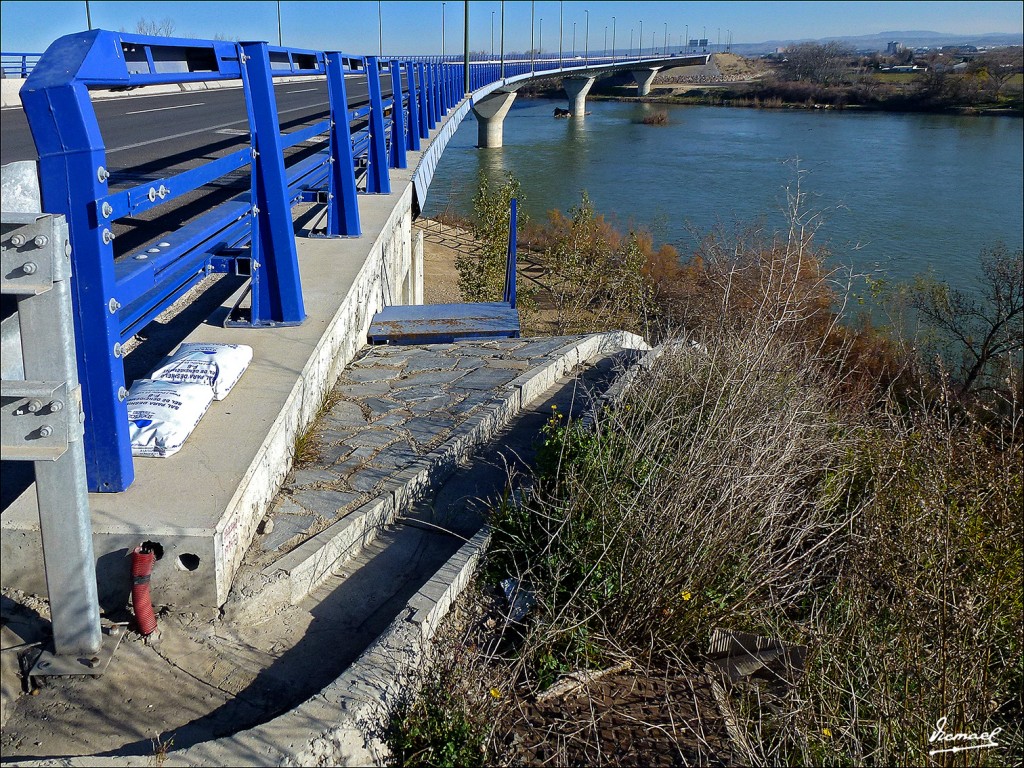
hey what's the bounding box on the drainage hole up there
[175,553,201,572]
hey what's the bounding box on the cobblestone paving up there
[255,336,587,555]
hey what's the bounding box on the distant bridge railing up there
[17,29,691,492]
[1,51,42,78]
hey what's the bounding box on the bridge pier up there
[471,90,517,148]
[563,76,596,117]
[630,68,661,96]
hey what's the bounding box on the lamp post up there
[277,0,282,45]
[441,2,446,58]
[685,24,688,52]
[558,0,563,67]
[530,0,535,71]
[539,18,543,56]
[85,0,92,30]
[612,16,616,60]
[377,0,383,56]
[603,26,607,59]
[491,11,494,60]
[500,0,505,78]
[629,28,633,58]
[663,22,667,55]
[572,21,576,59]
[584,9,589,62]
[639,19,643,59]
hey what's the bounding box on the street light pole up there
[663,22,667,54]
[558,0,563,67]
[539,18,543,56]
[585,10,589,63]
[500,0,505,78]
[377,0,383,56]
[572,22,576,59]
[441,2,446,59]
[612,16,616,60]
[685,24,688,52]
[277,0,282,45]
[639,19,643,59]
[530,0,535,71]
[604,26,607,59]
[85,0,92,30]
[491,11,494,60]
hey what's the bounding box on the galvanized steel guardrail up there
[16,28,683,493]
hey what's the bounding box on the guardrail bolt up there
[26,399,43,413]
[97,166,111,182]
[38,425,53,438]
[108,298,121,314]
[49,400,64,413]
[101,202,114,218]
[113,343,123,358]
[33,235,48,247]
[22,262,38,275]
[102,229,115,245]
[10,233,26,247]
[118,387,129,401]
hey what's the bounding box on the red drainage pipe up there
[131,544,158,636]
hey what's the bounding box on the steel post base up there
[29,624,124,678]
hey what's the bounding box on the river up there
[422,98,1024,292]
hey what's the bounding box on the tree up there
[135,17,176,36]
[908,244,1023,400]
[778,42,854,85]
[969,47,1024,97]
[456,172,524,302]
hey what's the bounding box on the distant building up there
[886,41,902,54]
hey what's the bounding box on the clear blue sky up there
[1,1,1021,55]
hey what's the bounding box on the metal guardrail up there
[1,51,42,78]
[2,161,104,663]
[18,29,691,494]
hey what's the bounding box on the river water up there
[422,98,1024,291]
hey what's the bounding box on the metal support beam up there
[389,60,408,169]
[364,57,391,194]
[238,41,306,325]
[404,61,421,151]
[325,52,361,236]
[417,62,431,136]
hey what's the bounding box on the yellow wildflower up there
[681,591,692,601]
[489,687,502,699]
[822,728,832,738]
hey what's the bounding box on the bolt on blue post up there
[238,41,305,326]
[364,56,391,194]
[325,52,361,236]
[389,60,408,169]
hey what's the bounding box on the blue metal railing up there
[1,51,42,78]
[18,28,694,492]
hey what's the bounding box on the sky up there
[1,1,1022,56]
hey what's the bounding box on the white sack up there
[127,379,214,458]
[149,342,253,400]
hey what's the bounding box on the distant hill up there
[726,30,1023,55]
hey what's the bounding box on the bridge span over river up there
[1,29,703,656]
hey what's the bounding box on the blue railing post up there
[364,56,391,194]
[239,41,306,326]
[429,62,441,125]
[389,60,408,169]
[325,52,361,236]
[21,39,135,492]
[504,197,518,308]
[404,61,421,151]
[417,62,431,136]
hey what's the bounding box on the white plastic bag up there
[149,342,253,400]
[127,379,214,457]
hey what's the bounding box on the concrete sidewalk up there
[1,332,647,765]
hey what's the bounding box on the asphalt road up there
[0,73,399,254]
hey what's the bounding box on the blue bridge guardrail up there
[2,51,42,78]
[18,28,692,493]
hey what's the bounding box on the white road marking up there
[285,87,318,94]
[125,102,205,115]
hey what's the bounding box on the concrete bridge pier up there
[630,68,662,96]
[471,90,517,148]
[563,76,596,117]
